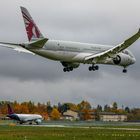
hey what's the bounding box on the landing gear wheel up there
[69,67,73,71]
[67,68,70,72]
[63,68,67,72]
[63,67,73,72]
[89,66,92,71]
[89,65,99,71]
[92,67,95,71]
[95,65,99,70]
[123,69,127,73]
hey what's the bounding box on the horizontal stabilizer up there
[24,38,48,49]
[0,42,35,54]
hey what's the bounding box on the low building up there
[62,110,79,121]
[99,112,127,122]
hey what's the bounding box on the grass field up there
[0,125,140,140]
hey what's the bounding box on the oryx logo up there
[113,55,121,65]
[22,11,40,41]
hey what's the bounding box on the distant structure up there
[99,112,127,122]
[62,110,79,121]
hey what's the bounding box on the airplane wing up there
[85,29,140,63]
[0,42,35,54]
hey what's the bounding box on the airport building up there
[61,110,79,121]
[99,112,127,122]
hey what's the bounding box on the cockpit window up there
[122,50,134,58]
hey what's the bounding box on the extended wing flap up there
[85,29,140,62]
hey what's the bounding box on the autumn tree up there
[58,103,69,115]
[46,101,52,116]
[27,101,35,113]
[104,104,111,112]
[51,108,61,120]
[125,107,130,113]
[65,103,77,111]
[81,109,92,120]
[20,102,29,113]
[128,108,140,121]
[40,112,48,120]
[0,101,9,114]
[14,103,21,113]
[97,105,102,112]
[111,102,118,112]
[77,101,91,111]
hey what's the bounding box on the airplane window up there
[124,50,129,55]
[123,50,134,58]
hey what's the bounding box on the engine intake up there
[113,55,121,64]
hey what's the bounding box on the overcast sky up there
[0,0,140,108]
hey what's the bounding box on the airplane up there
[0,7,139,73]
[7,104,43,125]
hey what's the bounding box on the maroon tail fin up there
[7,104,14,115]
[20,6,45,41]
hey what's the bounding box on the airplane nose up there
[131,57,136,64]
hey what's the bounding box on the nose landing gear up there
[122,68,127,73]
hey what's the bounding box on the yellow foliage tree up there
[51,108,61,120]
[82,109,92,120]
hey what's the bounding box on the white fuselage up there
[17,114,42,122]
[29,40,135,67]
[8,113,43,124]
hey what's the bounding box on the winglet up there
[124,28,140,47]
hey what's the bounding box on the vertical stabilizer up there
[20,6,45,41]
[7,104,14,115]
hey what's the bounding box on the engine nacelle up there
[113,53,131,66]
[35,119,42,124]
[61,62,80,68]
[113,55,121,65]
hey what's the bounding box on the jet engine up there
[61,62,80,68]
[113,55,121,65]
[113,53,130,66]
[35,119,42,125]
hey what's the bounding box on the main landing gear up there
[88,65,99,71]
[29,122,32,125]
[63,67,73,72]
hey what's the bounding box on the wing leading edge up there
[85,29,140,62]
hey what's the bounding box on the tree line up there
[0,101,140,121]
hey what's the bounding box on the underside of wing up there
[85,29,140,63]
